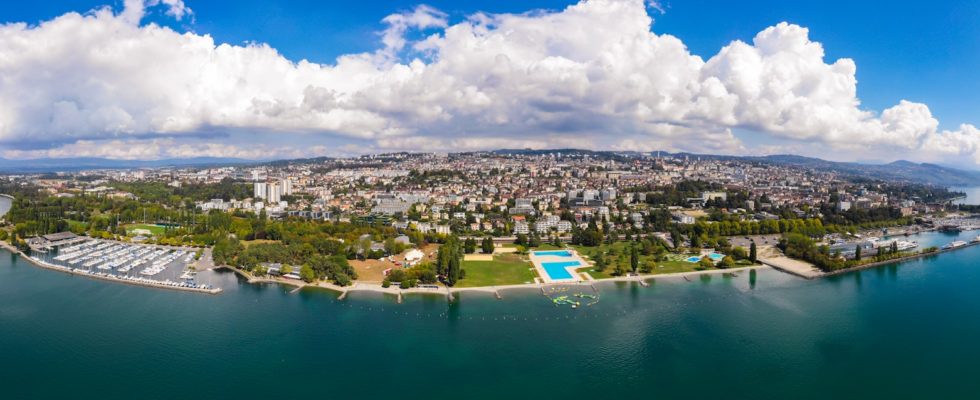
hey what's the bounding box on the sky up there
[0,0,979,167]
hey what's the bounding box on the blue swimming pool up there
[541,261,580,280]
[686,253,725,263]
[533,250,573,257]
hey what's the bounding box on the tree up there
[464,237,477,254]
[640,261,655,273]
[749,241,758,262]
[720,256,736,268]
[670,230,682,249]
[613,262,627,276]
[855,245,862,261]
[401,278,418,289]
[481,236,494,254]
[690,234,701,249]
[333,272,352,287]
[528,232,541,247]
[280,264,293,275]
[384,238,404,256]
[731,246,747,260]
[438,236,463,286]
[629,245,639,274]
[299,264,315,283]
[698,256,714,269]
[594,252,607,272]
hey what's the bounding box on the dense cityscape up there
[1,150,977,294]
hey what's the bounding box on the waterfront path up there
[220,263,766,301]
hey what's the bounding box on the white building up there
[267,182,282,203]
[513,221,530,235]
[254,182,267,199]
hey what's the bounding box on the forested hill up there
[744,155,980,187]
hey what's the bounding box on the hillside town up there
[11,151,955,236]
[2,150,976,292]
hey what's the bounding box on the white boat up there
[942,241,968,250]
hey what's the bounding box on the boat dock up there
[14,237,219,294]
[23,255,221,295]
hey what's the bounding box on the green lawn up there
[457,254,538,287]
[573,243,724,278]
[124,223,167,235]
[577,266,613,279]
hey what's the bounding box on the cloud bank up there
[0,0,977,164]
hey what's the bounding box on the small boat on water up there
[942,241,968,250]
[972,236,980,244]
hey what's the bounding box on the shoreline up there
[7,231,977,301]
[1,240,221,295]
[216,263,765,300]
[825,240,980,277]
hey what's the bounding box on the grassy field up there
[457,253,538,287]
[124,223,166,235]
[576,266,613,279]
[572,242,723,278]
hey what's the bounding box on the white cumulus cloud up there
[0,0,977,165]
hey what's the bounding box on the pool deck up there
[529,250,589,284]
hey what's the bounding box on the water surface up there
[3,231,980,399]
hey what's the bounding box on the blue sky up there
[10,0,969,125]
[1,0,979,166]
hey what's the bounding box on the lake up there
[953,186,980,205]
[3,230,980,399]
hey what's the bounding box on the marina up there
[22,238,219,294]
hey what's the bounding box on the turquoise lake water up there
[3,230,980,399]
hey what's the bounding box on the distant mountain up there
[0,157,259,172]
[745,155,980,187]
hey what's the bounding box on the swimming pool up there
[541,261,580,280]
[533,250,573,257]
[685,253,725,263]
